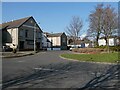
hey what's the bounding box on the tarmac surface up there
[2,51,120,89]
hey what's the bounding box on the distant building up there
[98,36,120,46]
[42,33,52,49]
[67,36,93,48]
[80,37,93,48]
[67,36,81,47]
[44,32,67,50]
[0,16,43,51]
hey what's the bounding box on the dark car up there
[3,45,13,52]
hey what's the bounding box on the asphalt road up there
[3,51,70,80]
[2,51,119,89]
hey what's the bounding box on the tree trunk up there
[72,37,76,48]
[96,36,99,47]
[105,37,110,53]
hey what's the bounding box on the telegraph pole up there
[34,24,36,53]
[51,32,53,50]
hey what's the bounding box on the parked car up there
[2,45,13,52]
[69,47,73,51]
[69,45,80,51]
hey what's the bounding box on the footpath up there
[0,51,35,58]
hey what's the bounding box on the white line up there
[34,68,58,71]
[17,61,25,62]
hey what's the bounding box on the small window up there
[30,20,33,23]
[25,30,28,38]
[20,29,23,37]
[63,38,66,43]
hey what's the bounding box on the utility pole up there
[51,32,53,50]
[34,24,36,53]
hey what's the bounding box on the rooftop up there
[0,16,32,29]
[44,32,65,37]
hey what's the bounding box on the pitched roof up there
[47,39,51,42]
[45,32,65,37]
[69,40,91,45]
[0,16,32,29]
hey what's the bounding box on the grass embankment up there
[61,52,119,63]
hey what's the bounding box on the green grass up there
[61,52,119,63]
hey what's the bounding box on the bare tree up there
[87,4,104,47]
[66,16,83,45]
[88,4,118,50]
[102,5,118,52]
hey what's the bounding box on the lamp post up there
[34,24,36,53]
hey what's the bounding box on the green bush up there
[95,46,120,52]
[13,49,17,53]
[72,48,104,53]
[109,46,120,51]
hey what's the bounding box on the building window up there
[25,30,28,38]
[20,29,23,37]
[27,41,34,45]
[30,20,33,23]
[38,32,41,39]
[63,38,66,43]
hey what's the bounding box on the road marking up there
[34,67,58,71]
[17,61,25,63]
[41,52,46,53]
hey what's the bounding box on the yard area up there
[61,52,119,63]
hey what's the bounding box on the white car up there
[69,47,73,51]
[69,46,79,51]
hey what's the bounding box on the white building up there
[98,36,120,46]
[42,33,51,49]
[44,32,67,50]
[67,36,93,48]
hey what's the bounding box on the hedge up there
[95,46,120,51]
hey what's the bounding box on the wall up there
[47,42,51,47]
[85,43,89,47]
[42,33,47,48]
[47,33,67,50]
[109,38,115,46]
[48,37,60,46]
[18,18,42,50]
[98,39,106,46]
[61,33,67,50]
[98,38,116,46]
[6,28,18,48]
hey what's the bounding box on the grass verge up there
[61,52,119,63]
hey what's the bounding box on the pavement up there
[0,51,35,58]
[2,51,120,89]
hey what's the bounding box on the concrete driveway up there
[2,51,118,89]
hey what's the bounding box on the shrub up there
[13,49,17,53]
[95,46,120,52]
[72,48,104,54]
[109,46,120,51]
